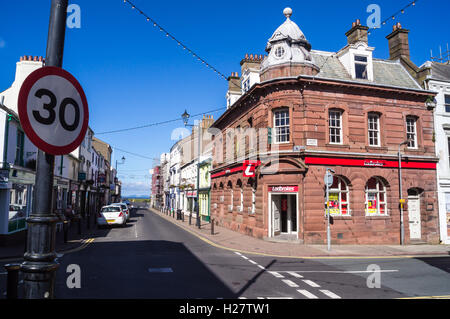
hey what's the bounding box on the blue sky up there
[0,0,449,196]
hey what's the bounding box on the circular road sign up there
[18,66,89,155]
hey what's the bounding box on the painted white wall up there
[428,78,450,244]
[1,59,44,114]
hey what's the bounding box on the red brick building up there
[209,9,439,244]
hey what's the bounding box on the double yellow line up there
[62,238,95,254]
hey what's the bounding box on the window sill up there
[329,215,352,220]
[365,215,390,219]
[325,143,350,149]
[365,146,388,152]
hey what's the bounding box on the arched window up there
[365,177,388,216]
[326,176,350,216]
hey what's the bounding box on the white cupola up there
[260,8,319,81]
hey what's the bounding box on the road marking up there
[284,270,399,274]
[320,290,341,299]
[234,252,242,256]
[257,297,294,299]
[268,271,284,278]
[248,259,258,265]
[257,265,266,270]
[297,289,318,299]
[398,295,450,299]
[286,271,303,278]
[303,279,321,288]
[148,268,173,273]
[241,256,249,260]
[282,279,299,288]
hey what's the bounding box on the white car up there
[111,203,130,221]
[97,205,127,228]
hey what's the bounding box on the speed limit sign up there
[18,66,89,155]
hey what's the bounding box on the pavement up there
[150,208,450,259]
[0,217,99,262]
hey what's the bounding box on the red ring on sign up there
[18,66,89,155]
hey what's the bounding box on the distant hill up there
[123,195,150,200]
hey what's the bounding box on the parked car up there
[8,204,25,220]
[97,205,127,228]
[111,203,130,221]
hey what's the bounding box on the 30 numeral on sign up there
[33,88,81,131]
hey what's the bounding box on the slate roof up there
[310,51,423,90]
[430,62,450,82]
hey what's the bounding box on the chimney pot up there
[345,19,369,45]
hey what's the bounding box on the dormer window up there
[354,55,368,79]
[275,46,285,58]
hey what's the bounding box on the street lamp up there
[398,139,412,245]
[116,156,125,171]
[182,110,201,229]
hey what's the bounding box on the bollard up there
[63,220,69,243]
[4,263,20,299]
[189,213,192,225]
[211,219,214,235]
[182,212,185,222]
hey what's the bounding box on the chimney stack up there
[386,23,410,61]
[345,19,369,45]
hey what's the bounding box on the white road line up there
[268,271,284,278]
[257,297,294,299]
[282,279,299,288]
[286,271,303,278]
[248,260,258,265]
[286,270,398,274]
[303,279,321,288]
[320,290,341,299]
[234,252,242,256]
[241,256,249,260]
[257,265,266,270]
[297,289,319,299]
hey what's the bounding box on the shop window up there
[325,176,350,216]
[273,109,290,144]
[329,110,343,144]
[365,177,388,216]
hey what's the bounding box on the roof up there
[311,51,423,90]
[430,62,450,82]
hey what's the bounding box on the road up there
[2,205,450,299]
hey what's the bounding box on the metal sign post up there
[20,0,68,299]
[324,169,334,252]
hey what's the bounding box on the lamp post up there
[115,156,126,171]
[398,139,412,245]
[182,110,201,229]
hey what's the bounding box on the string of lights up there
[96,106,226,135]
[123,0,228,81]
[316,0,419,73]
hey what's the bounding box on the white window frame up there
[365,177,388,216]
[326,176,350,216]
[273,109,290,144]
[368,113,380,147]
[406,116,418,149]
[329,110,343,144]
[354,54,369,80]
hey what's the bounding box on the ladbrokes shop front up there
[210,154,440,245]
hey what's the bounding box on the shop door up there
[408,196,421,240]
[272,195,281,236]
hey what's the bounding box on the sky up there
[0,0,449,196]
